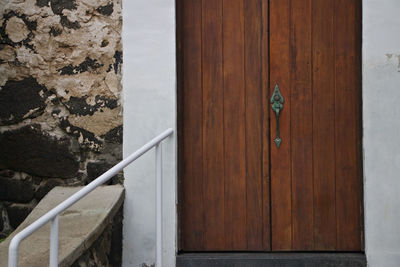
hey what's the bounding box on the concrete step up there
[177,253,367,267]
[0,185,124,267]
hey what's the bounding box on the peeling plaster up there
[384,53,400,72]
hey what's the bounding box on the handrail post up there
[49,215,59,267]
[155,143,162,267]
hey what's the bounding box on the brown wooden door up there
[178,0,363,252]
[177,0,270,251]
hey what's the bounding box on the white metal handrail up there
[8,128,173,267]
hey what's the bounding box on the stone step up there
[0,185,124,267]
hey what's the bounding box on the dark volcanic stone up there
[101,40,109,47]
[97,3,114,16]
[64,96,96,115]
[103,125,122,144]
[86,161,115,184]
[0,124,79,178]
[50,0,77,15]
[0,170,14,178]
[0,77,47,125]
[113,50,122,74]
[36,0,49,7]
[0,177,35,203]
[60,118,103,150]
[63,96,118,116]
[49,26,62,36]
[6,202,36,229]
[0,204,5,232]
[60,15,81,29]
[0,202,12,238]
[109,207,123,266]
[58,57,103,75]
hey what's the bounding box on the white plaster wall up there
[122,0,176,266]
[121,0,400,266]
[363,0,400,266]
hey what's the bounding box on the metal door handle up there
[271,84,284,148]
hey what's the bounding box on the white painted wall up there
[363,0,400,266]
[122,0,176,266]
[121,0,400,266]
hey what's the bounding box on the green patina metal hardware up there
[270,84,284,148]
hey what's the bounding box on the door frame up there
[175,0,364,255]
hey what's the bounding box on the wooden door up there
[178,0,363,252]
[177,0,270,251]
[269,0,363,251]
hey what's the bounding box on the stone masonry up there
[0,0,123,238]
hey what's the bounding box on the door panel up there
[178,0,363,252]
[178,0,269,251]
[202,0,225,250]
[223,0,247,250]
[244,0,269,250]
[334,0,363,251]
[179,0,204,250]
[269,0,292,250]
[290,0,314,250]
[312,0,336,250]
[269,0,363,250]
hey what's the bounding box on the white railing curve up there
[8,128,174,267]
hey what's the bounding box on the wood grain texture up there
[179,0,362,252]
[334,0,363,251]
[244,0,264,250]
[312,0,337,250]
[269,0,363,251]
[202,0,225,250]
[270,0,292,251]
[290,0,314,251]
[180,0,204,250]
[179,0,268,251]
[223,0,247,250]
[261,0,271,251]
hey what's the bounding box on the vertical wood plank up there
[290,0,314,250]
[180,0,204,250]
[312,0,337,250]
[261,0,271,251]
[335,0,362,251]
[222,0,247,250]
[270,0,292,250]
[244,0,264,250]
[202,0,225,250]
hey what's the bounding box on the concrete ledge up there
[0,185,124,267]
[177,252,367,267]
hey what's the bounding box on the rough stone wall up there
[0,0,122,238]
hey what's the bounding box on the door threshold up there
[176,252,366,267]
